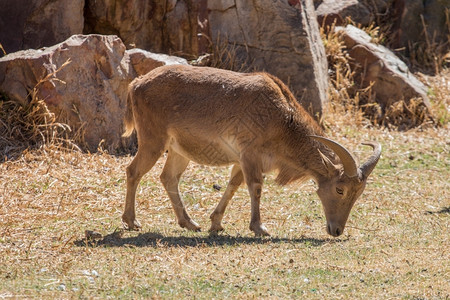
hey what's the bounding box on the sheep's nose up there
[327,224,343,237]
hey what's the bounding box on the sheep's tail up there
[122,85,135,137]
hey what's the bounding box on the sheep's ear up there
[310,135,358,177]
[318,150,338,176]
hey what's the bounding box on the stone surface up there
[337,25,430,108]
[0,0,329,116]
[83,0,199,57]
[316,0,373,27]
[0,0,84,55]
[0,35,187,151]
[208,0,329,116]
[127,49,188,77]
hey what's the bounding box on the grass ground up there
[1,120,449,298]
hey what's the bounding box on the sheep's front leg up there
[209,164,244,233]
[160,149,200,231]
[240,155,270,237]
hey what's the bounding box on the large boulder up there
[208,0,329,116]
[0,0,84,55]
[0,0,200,58]
[314,0,394,28]
[83,0,199,57]
[336,25,430,108]
[0,35,188,152]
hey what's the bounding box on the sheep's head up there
[310,136,381,237]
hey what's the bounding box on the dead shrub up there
[362,3,449,74]
[321,21,444,130]
[383,98,431,129]
[0,60,81,160]
[407,11,450,74]
[0,91,80,160]
[190,33,251,72]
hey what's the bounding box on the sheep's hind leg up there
[123,141,164,230]
[160,149,200,231]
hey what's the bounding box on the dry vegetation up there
[0,59,83,161]
[0,92,76,161]
[321,21,449,130]
[1,16,449,300]
[1,123,449,298]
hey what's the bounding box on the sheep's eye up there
[336,187,344,195]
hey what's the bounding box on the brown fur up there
[121,65,380,237]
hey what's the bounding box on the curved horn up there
[359,142,382,179]
[309,135,359,178]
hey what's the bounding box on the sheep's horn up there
[309,136,359,178]
[359,142,382,179]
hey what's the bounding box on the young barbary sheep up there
[121,65,381,237]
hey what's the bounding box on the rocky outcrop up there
[208,0,329,116]
[0,0,329,115]
[0,0,84,55]
[315,0,395,28]
[0,35,187,151]
[336,25,430,108]
[84,0,329,115]
[0,0,199,58]
[83,0,200,57]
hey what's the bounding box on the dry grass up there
[0,59,85,161]
[0,121,449,298]
[0,43,6,57]
[407,10,450,75]
[418,68,450,127]
[0,92,75,161]
[0,63,449,297]
[190,33,252,73]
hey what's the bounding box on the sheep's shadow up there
[74,230,342,248]
[425,206,450,215]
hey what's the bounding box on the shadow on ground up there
[425,206,450,215]
[73,230,343,248]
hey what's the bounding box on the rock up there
[127,49,188,77]
[0,35,130,152]
[208,0,329,116]
[83,0,199,57]
[1,0,328,115]
[336,25,430,108]
[190,54,212,67]
[316,0,373,27]
[0,35,188,152]
[0,0,200,58]
[0,0,84,55]
[391,0,450,55]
